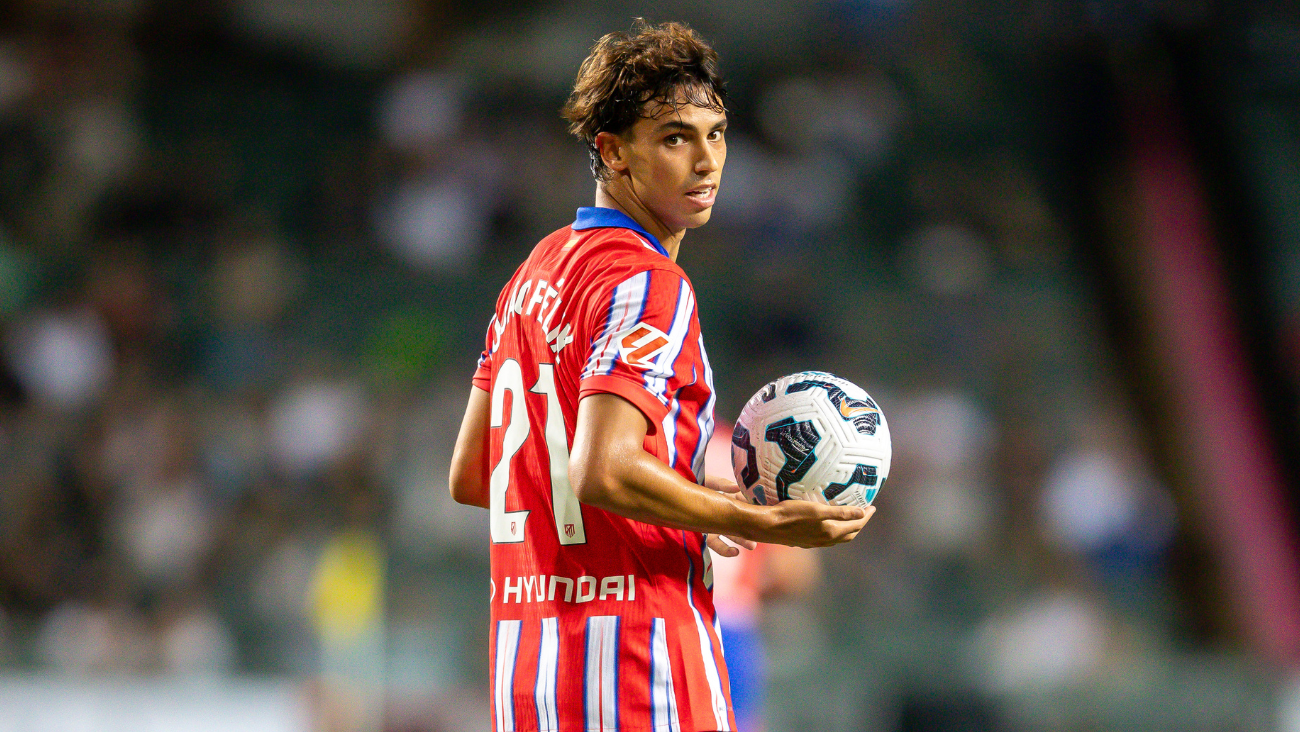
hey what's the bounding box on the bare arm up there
[570,393,873,547]
[448,385,491,508]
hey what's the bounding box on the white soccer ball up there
[731,371,892,508]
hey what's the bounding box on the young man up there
[449,20,873,732]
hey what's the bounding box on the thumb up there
[824,504,867,521]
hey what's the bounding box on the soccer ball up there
[731,371,891,508]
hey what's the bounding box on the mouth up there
[684,183,717,208]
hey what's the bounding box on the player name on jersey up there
[490,276,575,356]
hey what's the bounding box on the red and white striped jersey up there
[471,207,734,732]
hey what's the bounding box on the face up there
[602,97,727,231]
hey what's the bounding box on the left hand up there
[703,475,758,557]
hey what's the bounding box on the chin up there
[681,207,714,229]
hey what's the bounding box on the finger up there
[825,510,875,539]
[705,475,741,494]
[831,505,875,527]
[818,517,869,538]
[707,538,738,556]
[815,503,867,521]
[713,534,756,551]
[824,531,858,546]
[725,535,757,550]
[859,505,878,527]
[726,491,752,505]
[833,517,872,534]
[706,534,740,557]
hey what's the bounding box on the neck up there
[594,179,684,261]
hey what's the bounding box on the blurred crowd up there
[0,1,1289,730]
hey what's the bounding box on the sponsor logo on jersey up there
[495,574,638,604]
[617,323,671,369]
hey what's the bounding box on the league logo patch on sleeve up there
[616,323,671,369]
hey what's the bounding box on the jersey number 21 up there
[489,359,587,545]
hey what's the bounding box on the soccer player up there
[449,20,874,732]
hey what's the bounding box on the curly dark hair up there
[562,19,728,181]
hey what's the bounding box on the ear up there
[595,131,629,174]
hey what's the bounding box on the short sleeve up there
[471,314,496,391]
[578,268,696,426]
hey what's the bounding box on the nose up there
[695,139,721,175]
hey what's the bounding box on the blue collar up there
[572,207,668,257]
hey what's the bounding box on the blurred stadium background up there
[0,0,1298,730]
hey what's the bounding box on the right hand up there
[756,501,875,548]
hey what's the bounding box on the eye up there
[665,134,684,145]
[708,129,725,142]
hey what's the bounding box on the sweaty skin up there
[450,386,873,549]
[449,98,874,549]
[569,393,873,549]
